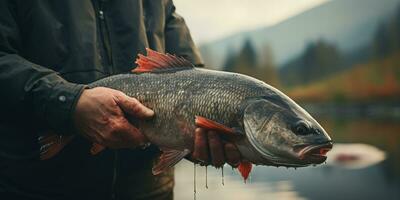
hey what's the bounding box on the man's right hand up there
[73,87,154,149]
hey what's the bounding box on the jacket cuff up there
[45,82,87,135]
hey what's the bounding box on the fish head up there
[239,95,332,167]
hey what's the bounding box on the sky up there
[173,0,329,45]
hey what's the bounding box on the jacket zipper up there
[97,0,114,74]
[94,1,118,199]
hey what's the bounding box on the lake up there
[174,106,400,200]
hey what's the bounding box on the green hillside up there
[286,53,400,103]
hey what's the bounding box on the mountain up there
[199,0,400,68]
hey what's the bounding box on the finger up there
[90,143,106,155]
[106,120,148,149]
[217,130,244,142]
[91,132,106,145]
[115,93,154,119]
[208,130,225,168]
[192,128,209,164]
[118,123,148,148]
[224,143,241,167]
[80,125,106,145]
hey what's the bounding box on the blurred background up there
[172,0,400,199]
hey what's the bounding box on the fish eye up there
[293,121,310,135]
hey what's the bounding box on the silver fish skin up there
[89,67,332,167]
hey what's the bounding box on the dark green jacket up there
[0,0,203,199]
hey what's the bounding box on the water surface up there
[174,112,400,200]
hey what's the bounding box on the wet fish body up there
[41,49,333,178]
[90,68,267,151]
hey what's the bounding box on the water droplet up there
[205,166,208,189]
[221,167,225,186]
[194,163,197,200]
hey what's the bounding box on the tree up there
[258,45,279,86]
[372,5,400,58]
[280,39,342,86]
[223,48,237,72]
[236,39,258,68]
[224,38,258,75]
[373,23,393,58]
[293,39,342,84]
[223,39,280,86]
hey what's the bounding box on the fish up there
[40,48,333,180]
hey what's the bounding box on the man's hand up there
[73,87,154,149]
[191,128,241,168]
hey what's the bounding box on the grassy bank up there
[285,53,400,103]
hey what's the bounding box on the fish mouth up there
[295,142,333,164]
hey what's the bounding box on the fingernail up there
[144,109,154,117]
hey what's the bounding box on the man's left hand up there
[191,128,241,168]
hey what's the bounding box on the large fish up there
[41,49,333,180]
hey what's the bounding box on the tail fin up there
[38,134,75,160]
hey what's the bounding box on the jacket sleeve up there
[164,0,204,67]
[0,1,86,135]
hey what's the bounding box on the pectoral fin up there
[238,161,253,182]
[152,148,191,175]
[39,134,75,160]
[39,134,106,160]
[195,116,243,138]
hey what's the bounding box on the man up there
[0,1,240,200]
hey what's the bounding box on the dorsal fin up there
[132,48,194,73]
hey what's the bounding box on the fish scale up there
[90,68,268,150]
[39,49,332,181]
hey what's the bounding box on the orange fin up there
[152,148,191,175]
[238,161,253,182]
[39,134,75,160]
[90,143,106,155]
[195,116,238,135]
[132,48,194,73]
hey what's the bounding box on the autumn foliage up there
[287,52,400,103]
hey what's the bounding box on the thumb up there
[115,92,154,119]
